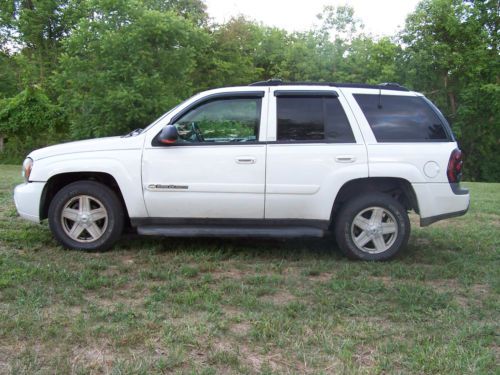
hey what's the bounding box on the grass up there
[0,164,498,374]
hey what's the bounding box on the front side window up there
[277,96,355,142]
[353,94,450,142]
[174,98,261,143]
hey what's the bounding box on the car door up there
[264,87,369,221]
[142,91,268,219]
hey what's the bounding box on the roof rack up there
[248,79,409,92]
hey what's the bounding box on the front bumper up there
[13,182,45,223]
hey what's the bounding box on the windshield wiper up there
[122,128,143,137]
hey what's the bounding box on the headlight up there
[22,157,33,182]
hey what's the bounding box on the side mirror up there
[158,125,179,144]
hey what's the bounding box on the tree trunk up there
[0,136,4,153]
[443,73,457,116]
[448,91,457,116]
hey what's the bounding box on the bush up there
[0,86,67,163]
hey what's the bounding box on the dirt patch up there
[425,279,465,306]
[0,342,26,373]
[230,322,251,336]
[211,268,249,280]
[427,279,460,291]
[118,253,136,265]
[222,305,242,317]
[238,344,293,373]
[428,219,469,229]
[280,267,301,277]
[409,213,420,226]
[471,283,490,295]
[368,276,393,286]
[349,316,397,332]
[205,337,308,373]
[71,344,115,373]
[413,237,433,246]
[425,280,491,308]
[308,272,334,282]
[261,290,295,306]
[492,343,500,364]
[101,265,120,277]
[212,340,232,352]
[41,304,83,318]
[85,291,145,309]
[426,279,491,295]
[354,344,376,368]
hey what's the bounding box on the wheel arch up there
[330,177,419,224]
[40,172,130,225]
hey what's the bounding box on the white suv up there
[14,80,470,260]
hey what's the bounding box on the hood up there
[28,135,143,161]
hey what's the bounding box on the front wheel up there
[48,181,124,251]
[334,193,410,261]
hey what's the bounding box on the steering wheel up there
[191,122,204,142]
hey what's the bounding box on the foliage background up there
[0,0,498,181]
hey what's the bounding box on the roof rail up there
[248,79,284,86]
[248,79,409,91]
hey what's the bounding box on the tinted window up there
[175,98,261,143]
[277,97,355,142]
[354,94,450,142]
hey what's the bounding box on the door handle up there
[335,155,356,163]
[236,156,256,164]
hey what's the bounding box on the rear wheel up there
[48,181,124,251]
[334,193,410,260]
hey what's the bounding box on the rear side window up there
[353,94,450,142]
[277,96,355,142]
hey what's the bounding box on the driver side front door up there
[142,92,267,219]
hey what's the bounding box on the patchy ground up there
[0,164,498,374]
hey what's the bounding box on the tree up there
[0,85,64,158]
[144,0,208,26]
[0,0,89,84]
[253,27,290,80]
[195,17,264,89]
[316,4,364,42]
[344,37,402,84]
[401,0,499,181]
[53,0,208,139]
[0,51,19,98]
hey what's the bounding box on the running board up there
[137,225,325,238]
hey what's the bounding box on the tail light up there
[447,149,463,183]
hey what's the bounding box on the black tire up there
[334,193,410,261]
[48,181,124,251]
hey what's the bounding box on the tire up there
[334,193,410,261]
[48,181,124,251]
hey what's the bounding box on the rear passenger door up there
[264,87,368,221]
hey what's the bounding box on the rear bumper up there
[13,182,45,223]
[420,205,469,226]
[412,182,470,226]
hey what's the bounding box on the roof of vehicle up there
[248,79,410,92]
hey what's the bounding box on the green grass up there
[0,164,498,374]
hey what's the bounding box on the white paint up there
[424,161,440,179]
[14,82,469,228]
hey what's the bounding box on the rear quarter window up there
[353,94,451,142]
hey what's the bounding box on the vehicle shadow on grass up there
[114,233,353,261]
[112,231,421,262]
